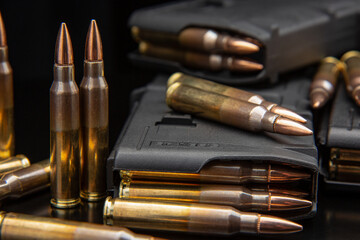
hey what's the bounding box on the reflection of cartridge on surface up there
[139,42,263,72]
[310,57,342,109]
[168,72,307,123]
[0,159,50,201]
[50,23,80,208]
[132,26,260,55]
[104,197,303,235]
[341,51,360,106]
[80,20,108,202]
[121,162,311,185]
[0,211,162,240]
[119,180,312,211]
[0,155,30,177]
[0,11,14,159]
[166,82,312,135]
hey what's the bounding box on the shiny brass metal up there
[310,57,342,109]
[0,159,50,201]
[168,72,307,123]
[0,11,14,159]
[132,26,260,55]
[0,211,162,240]
[0,155,30,177]
[104,197,303,235]
[119,180,312,211]
[120,161,311,184]
[341,51,360,106]
[166,82,312,135]
[329,148,360,183]
[80,20,108,201]
[249,185,309,198]
[329,160,360,183]
[50,23,80,208]
[50,206,82,221]
[139,42,263,72]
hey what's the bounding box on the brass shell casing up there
[0,154,30,177]
[0,159,50,201]
[0,211,159,240]
[50,64,80,208]
[80,60,109,201]
[168,72,273,109]
[341,51,360,105]
[166,82,278,132]
[104,197,262,235]
[310,57,342,108]
[0,46,14,159]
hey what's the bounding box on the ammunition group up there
[1,1,359,239]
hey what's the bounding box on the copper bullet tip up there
[270,165,311,182]
[55,23,74,65]
[231,58,263,72]
[85,19,103,61]
[270,105,307,123]
[0,11,7,47]
[353,87,360,106]
[310,91,328,109]
[270,195,312,211]
[274,117,313,136]
[259,215,303,234]
[227,38,260,54]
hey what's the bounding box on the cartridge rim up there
[103,196,114,225]
[80,191,107,202]
[50,198,81,209]
[167,72,183,87]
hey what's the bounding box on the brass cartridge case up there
[104,197,303,235]
[0,37,14,158]
[341,51,360,105]
[0,155,30,177]
[329,148,360,183]
[310,57,342,109]
[50,23,80,208]
[168,72,306,123]
[80,20,109,201]
[120,161,310,185]
[166,82,312,135]
[139,42,263,72]
[0,211,161,240]
[119,180,312,211]
[0,159,50,201]
[329,161,360,183]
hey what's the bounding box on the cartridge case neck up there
[0,46,8,62]
[84,60,104,78]
[53,64,75,82]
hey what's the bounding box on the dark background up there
[0,0,172,162]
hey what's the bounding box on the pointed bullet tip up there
[233,59,263,72]
[55,22,73,65]
[259,215,303,234]
[85,19,103,61]
[353,88,360,106]
[0,11,7,47]
[270,195,312,211]
[311,91,328,109]
[228,38,260,54]
[271,106,307,123]
[270,165,311,182]
[274,117,313,136]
